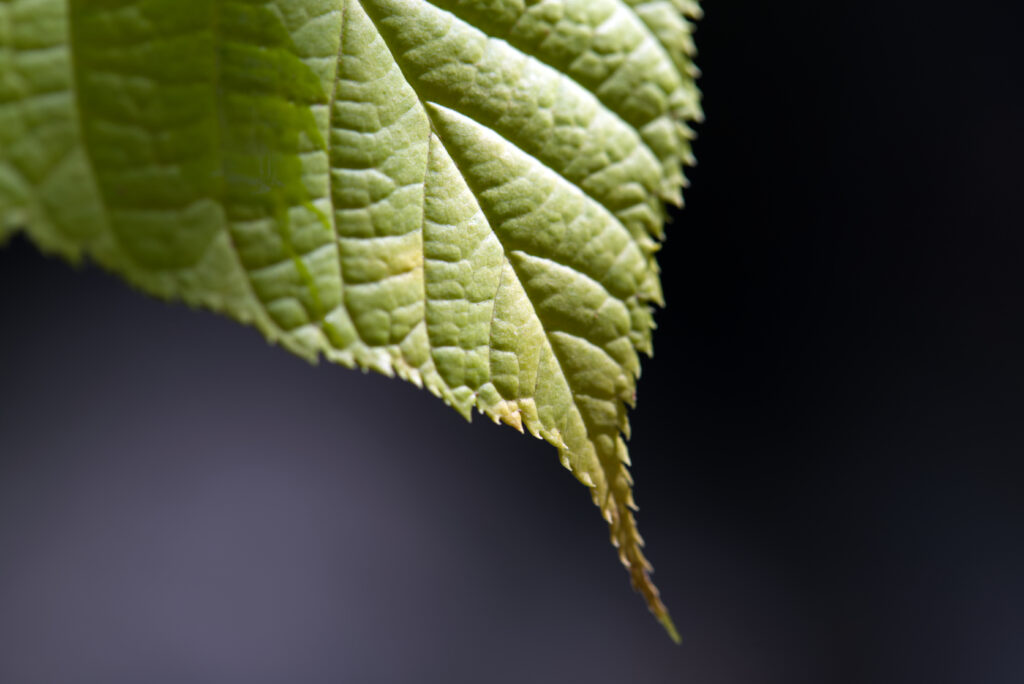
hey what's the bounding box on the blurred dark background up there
[1,2,1022,683]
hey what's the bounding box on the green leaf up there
[0,0,700,641]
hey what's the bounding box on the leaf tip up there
[661,613,683,645]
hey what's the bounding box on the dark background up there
[1,2,1022,682]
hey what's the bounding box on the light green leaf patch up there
[0,0,701,641]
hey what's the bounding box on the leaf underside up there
[0,0,700,640]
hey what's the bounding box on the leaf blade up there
[1,0,700,641]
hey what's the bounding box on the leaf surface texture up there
[0,0,700,640]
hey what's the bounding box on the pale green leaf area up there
[0,0,700,641]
